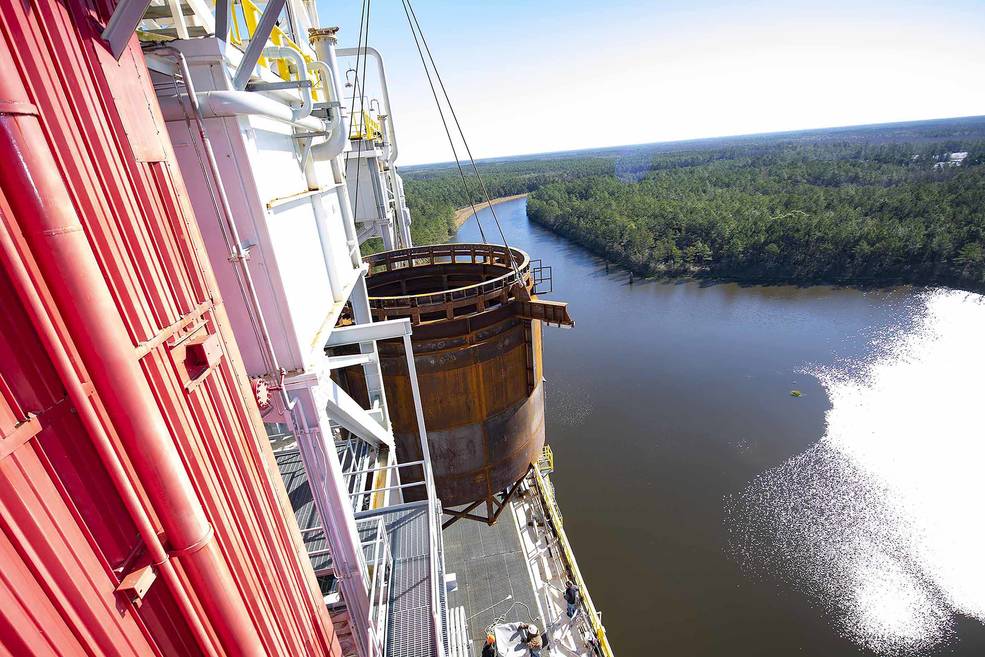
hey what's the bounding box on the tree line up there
[401,117,985,290]
[395,156,614,248]
[526,135,985,289]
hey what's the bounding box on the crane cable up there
[398,0,487,243]
[346,0,371,242]
[401,0,522,283]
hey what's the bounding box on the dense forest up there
[404,117,985,290]
[398,157,613,246]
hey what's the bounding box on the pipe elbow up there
[262,46,313,121]
[307,61,349,161]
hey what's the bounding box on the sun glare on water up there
[729,288,985,654]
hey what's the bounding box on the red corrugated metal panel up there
[0,2,341,656]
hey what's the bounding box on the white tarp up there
[493,623,535,657]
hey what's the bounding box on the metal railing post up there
[401,333,445,656]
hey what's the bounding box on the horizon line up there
[401,113,985,169]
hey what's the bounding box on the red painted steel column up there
[0,42,265,657]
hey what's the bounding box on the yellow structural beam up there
[229,0,323,101]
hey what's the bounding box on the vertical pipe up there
[0,47,265,657]
[171,50,280,379]
[333,157,363,266]
[309,28,361,267]
[309,28,346,117]
[0,177,222,657]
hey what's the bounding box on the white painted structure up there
[105,2,609,656]
[135,2,437,656]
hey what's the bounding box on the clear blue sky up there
[315,0,985,165]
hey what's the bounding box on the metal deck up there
[442,504,542,650]
[276,448,440,657]
[276,449,333,575]
[357,503,438,657]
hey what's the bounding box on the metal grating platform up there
[276,449,333,574]
[274,445,442,657]
[358,503,438,657]
[442,503,541,648]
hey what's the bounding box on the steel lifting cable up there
[398,0,488,244]
[402,0,523,283]
[346,0,372,230]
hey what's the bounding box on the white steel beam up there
[324,353,374,370]
[101,0,153,59]
[320,377,393,448]
[325,317,412,347]
[232,0,287,90]
[286,367,392,448]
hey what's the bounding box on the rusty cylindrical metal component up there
[362,244,546,514]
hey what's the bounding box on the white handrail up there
[262,46,314,120]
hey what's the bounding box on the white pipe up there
[308,29,358,258]
[336,46,398,164]
[301,59,345,300]
[308,60,348,161]
[158,90,324,131]
[309,28,347,109]
[309,29,352,161]
[262,46,313,121]
[307,59,336,105]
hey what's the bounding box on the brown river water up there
[453,198,985,657]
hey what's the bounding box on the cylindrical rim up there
[365,243,531,315]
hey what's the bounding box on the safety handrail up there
[350,110,382,141]
[532,462,614,657]
[365,243,531,310]
[357,515,392,651]
[228,0,325,100]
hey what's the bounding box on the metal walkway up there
[356,503,440,657]
[276,449,333,575]
[275,448,441,657]
[442,502,541,648]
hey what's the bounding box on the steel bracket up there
[116,564,157,605]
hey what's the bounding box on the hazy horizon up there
[401,113,985,168]
[317,0,985,165]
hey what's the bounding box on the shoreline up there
[526,214,976,294]
[452,193,528,230]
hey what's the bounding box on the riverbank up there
[527,203,980,293]
[452,193,528,230]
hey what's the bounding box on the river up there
[454,198,985,656]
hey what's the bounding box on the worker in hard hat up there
[481,633,498,657]
[518,623,543,656]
